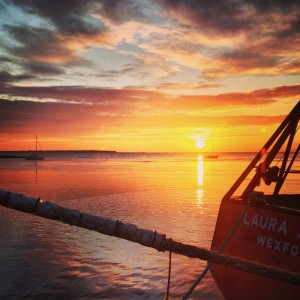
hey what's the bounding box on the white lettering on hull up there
[257,235,299,257]
[243,212,287,235]
[243,212,298,257]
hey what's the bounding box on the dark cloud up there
[0,98,101,134]
[25,62,65,76]
[0,71,35,83]
[3,24,93,74]
[159,0,300,44]
[154,1,300,78]
[221,50,278,68]
[156,82,222,90]
[205,49,283,78]
[1,0,299,87]
[274,12,300,40]
[0,56,14,64]
[2,84,300,112]
[99,0,147,24]
[0,97,286,138]
[7,0,104,35]
[1,1,108,78]
[158,0,252,34]
[126,114,286,129]
[5,25,72,60]
[0,83,297,143]
[244,0,300,13]
[0,85,163,105]
[88,65,137,79]
[251,85,300,99]
[172,85,300,110]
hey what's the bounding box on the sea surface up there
[0,151,298,299]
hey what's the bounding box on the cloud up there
[0,71,35,83]
[156,82,222,90]
[156,0,300,77]
[98,0,149,24]
[0,85,164,105]
[1,83,297,151]
[1,1,112,75]
[0,98,120,135]
[5,25,76,63]
[25,62,65,76]
[7,0,104,35]
[2,84,300,117]
[2,83,300,105]
[159,0,300,35]
[171,85,300,111]
[0,97,286,139]
[1,0,300,91]
[158,0,253,35]
[87,64,138,79]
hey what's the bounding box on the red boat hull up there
[211,199,300,300]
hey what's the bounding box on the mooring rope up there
[1,189,300,290]
[162,238,300,285]
[164,251,172,300]
[181,200,252,300]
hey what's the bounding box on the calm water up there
[0,152,298,299]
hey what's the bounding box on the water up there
[0,152,298,299]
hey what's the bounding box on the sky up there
[0,0,300,152]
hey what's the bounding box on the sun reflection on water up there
[197,155,204,186]
[197,155,204,207]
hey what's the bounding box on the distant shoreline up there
[0,150,117,159]
[0,150,117,153]
[0,154,27,159]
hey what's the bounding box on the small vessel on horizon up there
[205,133,219,159]
[25,135,44,161]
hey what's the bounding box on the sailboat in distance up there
[25,135,44,160]
[205,133,219,159]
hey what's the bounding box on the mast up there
[222,100,300,201]
[35,135,38,158]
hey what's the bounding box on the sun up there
[196,138,205,149]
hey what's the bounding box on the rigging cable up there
[164,251,172,300]
[181,200,252,300]
[274,124,299,167]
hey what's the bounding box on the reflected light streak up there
[197,155,204,186]
[197,155,204,207]
[197,188,204,207]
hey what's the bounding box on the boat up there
[25,135,44,160]
[210,101,300,299]
[204,154,219,159]
[205,133,219,159]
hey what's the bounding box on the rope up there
[1,189,300,288]
[181,201,252,299]
[164,251,172,300]
[162,239,300,285]
[181,264,210,300]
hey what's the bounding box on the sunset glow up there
[0,1,299,152]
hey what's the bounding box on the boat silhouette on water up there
[25,135,44,160]
[211,101,300,299]
[205,133,219,159]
